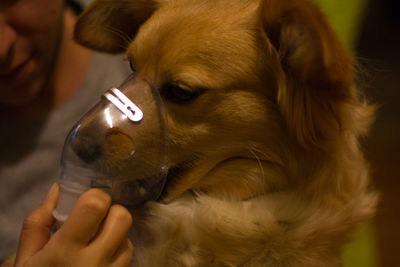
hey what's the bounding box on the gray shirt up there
[0,52,130,261]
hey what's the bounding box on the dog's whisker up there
[248,147,265,180]
[249,145,284,167]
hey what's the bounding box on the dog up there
[73,0,378,266]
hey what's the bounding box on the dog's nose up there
[105,128,135,159]
[75,142,102,164]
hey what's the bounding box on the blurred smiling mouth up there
[0,56,35,87]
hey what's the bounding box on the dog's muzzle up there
[53,74,169,224]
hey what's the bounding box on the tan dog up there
[74,0,377,266]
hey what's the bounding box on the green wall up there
[313,0,368,49]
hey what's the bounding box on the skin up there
[0,0,91,116]
[15,184,134,266]
[0,0,133,264]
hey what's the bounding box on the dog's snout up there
[76,142,102,164]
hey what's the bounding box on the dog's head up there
[73,0,374,201]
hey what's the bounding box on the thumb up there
[15,183,60,265]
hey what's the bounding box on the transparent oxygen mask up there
[53,74,169,224]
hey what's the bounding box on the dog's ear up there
[261,0,362,148]
[74,0,159,53]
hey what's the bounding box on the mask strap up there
[104,88,143,122]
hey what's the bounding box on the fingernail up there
[44,182,59,203]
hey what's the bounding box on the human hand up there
[14,183,133,267]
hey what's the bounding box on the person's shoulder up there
[81,52,131,96]
[89,52,131,78]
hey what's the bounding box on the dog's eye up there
[162,82,203,104]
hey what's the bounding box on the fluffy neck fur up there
[129,132,376,267]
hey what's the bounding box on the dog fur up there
[73,0,377,266]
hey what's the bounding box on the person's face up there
[0,0,65,106]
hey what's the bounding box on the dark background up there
[358,0,400,265]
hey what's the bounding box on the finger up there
[55,188,111,245]
[15,183,60,265]
[90,204,132,258]
[110,238,134,267]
